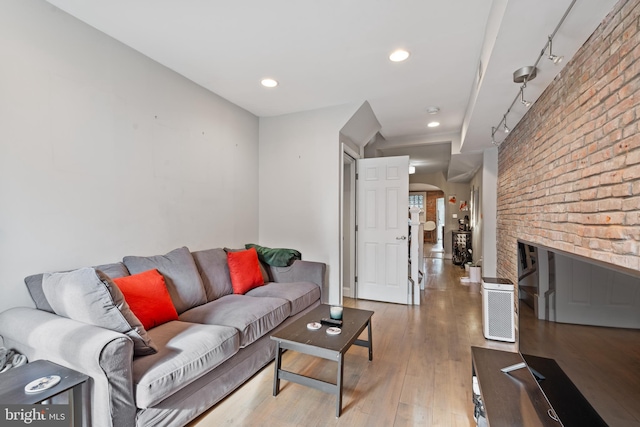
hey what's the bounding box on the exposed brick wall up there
[497,0,640,284]
[425,190,444,242]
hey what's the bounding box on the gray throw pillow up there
[24,274,55,313]
[191,248,234,301]
[42,267,157,356]
[25,262,130,314]
[123,247,207,314]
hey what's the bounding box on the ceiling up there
[45,0,618,180]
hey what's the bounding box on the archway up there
[409,183,445,254]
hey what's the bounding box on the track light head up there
[503,115,510,133]
[491,127,497,145]
[548,36,564,65]
[520,87,532,107]
[550,54,564,64]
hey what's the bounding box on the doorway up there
[342,150,411,305]
[435,197,445,252]
[342,149,357,299]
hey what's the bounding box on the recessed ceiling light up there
[261,78,278,88]
[427,121,440,128]
[389,49,410,62]
[427,107,440,114]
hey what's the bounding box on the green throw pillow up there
[244,244,301,267]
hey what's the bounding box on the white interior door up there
[356,156,409,304]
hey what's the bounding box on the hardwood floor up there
[424,238,445,259]
[189,256,515,426]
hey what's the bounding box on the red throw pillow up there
[227,247,265,294]
[113,269,179,330]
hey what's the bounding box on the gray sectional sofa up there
[0,246,325,427]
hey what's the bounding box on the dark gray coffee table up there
[0,359,88,427]
[271,304,373,417]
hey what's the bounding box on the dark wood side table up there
[0,359,88,427]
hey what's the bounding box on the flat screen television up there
[514,241,640,427]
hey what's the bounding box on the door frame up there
[340,144,360,303]
[436,196,445,242]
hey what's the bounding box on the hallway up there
[191,256,516,426]
[423,241,445,260]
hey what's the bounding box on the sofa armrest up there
[0,307,136,427]
[268,260,326,289]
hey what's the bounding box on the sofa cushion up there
[25,262,130,314]
[113,269,179,330]
[132,321,239,408]
[191,248,233,301]
[179,295,290,347]
[227,248,264,294]
[25,274,55,313]
[245,282,321,316]
[95,262,131,279]
[42,267,157,356]
[123,247,207,314]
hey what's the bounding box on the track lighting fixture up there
[490,2,575,145]
[513,66,537,84]
[547,36,564,64]
[520,87,531,107]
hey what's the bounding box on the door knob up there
[396,236,407,240]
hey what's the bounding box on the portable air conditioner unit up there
[482,277,515,342]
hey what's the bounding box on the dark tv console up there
[471,347,607,427]
[471,347,558,426]
[521,354,606,426]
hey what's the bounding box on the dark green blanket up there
[245,244,301,267]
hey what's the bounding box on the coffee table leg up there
[367,319,373,361]
[71,382,85,427]
[336,353,344,417]
[273,342,282,396]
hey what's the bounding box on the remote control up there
[321,318,343,327]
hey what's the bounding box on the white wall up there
[259,104,359,304]
[0,0,259,313]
